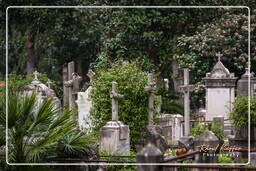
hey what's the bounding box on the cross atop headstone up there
[179,68,195,136]
[216,52,223,62]
[110,81,124,121]
[47,79,52,89]
[33,70,39,81]
[144,73,156,126]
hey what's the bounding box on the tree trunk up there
[26,34,35,75]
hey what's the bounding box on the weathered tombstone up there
[194,130,219,164]
[144,74,169,152]
[179,68,195,136]
[76,92,92,132]
[76,70,95,132]
[64,72,82,110]
[159,114,184,146]
[100,82,130,154]
[164,78,169,91]
[237,63,256,97]
[136,142,163,171]
[144,73,156,126]
[203,53,237,121]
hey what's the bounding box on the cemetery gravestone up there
[64,72,82,110]
[203,53,237,121]
[237,64,256,97]
[179,68,194,136]
[100,82,130,154]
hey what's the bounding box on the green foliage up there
[229,96,256,128]
[190,122,224,143]
[90,61,148,149]
[0,91,94,164]
[1,72,62,99]
[100,151,137,171]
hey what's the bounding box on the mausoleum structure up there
[203,53,237,121]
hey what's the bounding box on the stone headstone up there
[159,114,184,146]
[100,82,130,154]
[76,91,92,132]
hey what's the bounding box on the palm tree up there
[0,93,96,167]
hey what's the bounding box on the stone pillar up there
[62,64,69,106]
[136,142,163,171]
[68,61,75,108]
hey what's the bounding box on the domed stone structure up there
[23,71,61,111]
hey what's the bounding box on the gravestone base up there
[100,121,130,154]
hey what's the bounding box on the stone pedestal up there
[100,121,130,154]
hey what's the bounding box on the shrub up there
[90,61,149,149]
[229,96,256,128]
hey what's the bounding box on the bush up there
[190,122,224,144]
[229,96,256,128]
[90,61,149,149]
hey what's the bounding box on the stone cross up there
[64,72,82,110]
[144,73,156,126]
[110,81,124,121]
[216,52,223,62]
[33,70,39,81]
[179,69,194,136]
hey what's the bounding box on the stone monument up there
[203,53,237,121]
[100,81,130,154]
[179,68,195,136]
[24,71,61,111]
